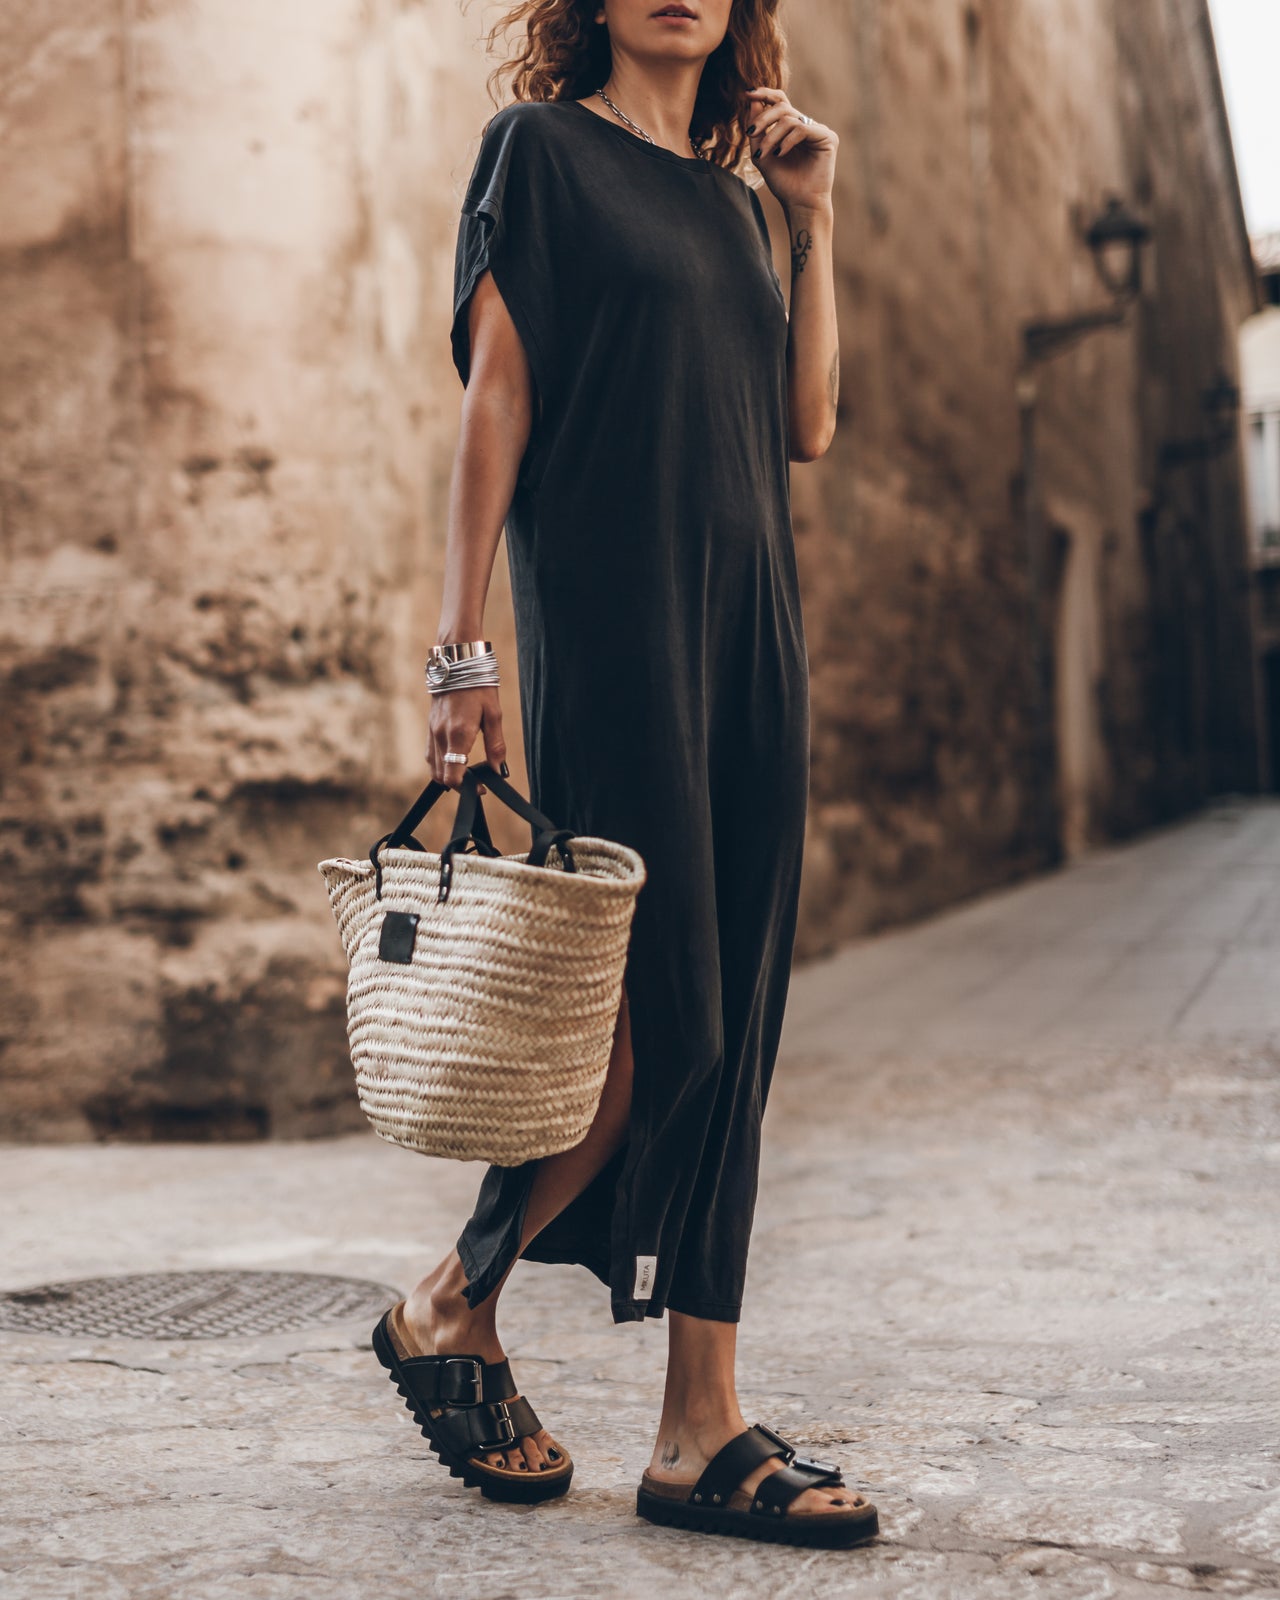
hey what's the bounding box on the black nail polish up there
[500,760,510,778]
[753,147,762,159]
[747,123,755,133]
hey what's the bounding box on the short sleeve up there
[745,183,786,302]
[450,104,561,407]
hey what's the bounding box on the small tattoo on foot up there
[660,1439,680,1469]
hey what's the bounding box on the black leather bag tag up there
[378,910,419,963]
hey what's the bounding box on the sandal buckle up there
[753,1422,796,1464]
[443,1357,484,1406]
[484,1399,517,1448]
[794,1453,840,1476]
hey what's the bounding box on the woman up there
[371,0,879,1549]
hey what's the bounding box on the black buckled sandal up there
[372,1301,573,1503]
[636,1422,878,1548]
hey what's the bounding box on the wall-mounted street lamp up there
[1158,369,1241,468]
[1202,371,1241,430]
[1085,196,1153,298]
[1016,195,1152,860]
[1023,196,1152,365]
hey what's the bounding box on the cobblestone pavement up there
[3,797,1278,1599]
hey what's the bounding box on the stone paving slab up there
[3,797,1279,1598]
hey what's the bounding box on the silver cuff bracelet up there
[426,640,500,693]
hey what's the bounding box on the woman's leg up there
[645,1313,867,1513]
[400,983,635,1469]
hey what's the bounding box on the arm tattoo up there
[660,1439,681,1469]
[790,227,813,277]
[827,348,839,410]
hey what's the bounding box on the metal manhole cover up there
[0,1270,400,1341]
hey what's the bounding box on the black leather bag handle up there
[370,764,576,901]
[437,767,577,902]
[466,763,564,840]
[369,773,498,899]
[437,770,493,902]
[466,761,578,877]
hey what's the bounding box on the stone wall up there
[0,0,493,1137]
[783,0,1259,948]
[0,0,1259,1137]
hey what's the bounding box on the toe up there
[531,1429,566,1471]
[793,1483,867,1514]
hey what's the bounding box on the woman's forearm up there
[436,388,531,643]
[783,198,838,462]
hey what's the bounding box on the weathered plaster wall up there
[0,0,1258,1136]
[0,1,505,1137]
[781,0,1258,947]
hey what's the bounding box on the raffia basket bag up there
[317,762,646,1166]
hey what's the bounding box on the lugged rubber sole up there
[371,1311,573,1504]
[636,1485,879,1549]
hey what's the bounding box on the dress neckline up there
[563,97,716,173]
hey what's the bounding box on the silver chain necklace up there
[594,85,704,159]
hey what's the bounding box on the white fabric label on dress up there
[633,1255,658,1299]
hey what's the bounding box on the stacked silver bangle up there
[425,639,500,694]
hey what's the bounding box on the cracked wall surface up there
[1,1,489,1138]
[0,0,1261,1137]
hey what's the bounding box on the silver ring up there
[442,752,467,765]
[798,111,812,126]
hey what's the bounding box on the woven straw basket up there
[317,762,646,1166]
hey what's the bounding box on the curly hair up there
[468,0,788,172]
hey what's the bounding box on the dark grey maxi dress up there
[448,98,810,1325]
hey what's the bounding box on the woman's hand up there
[426,685,508,791]
[743,87,837,214]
